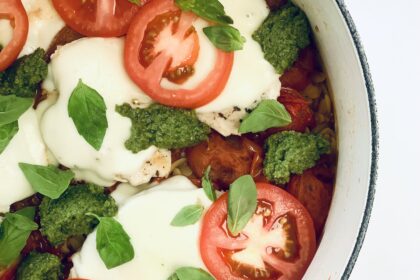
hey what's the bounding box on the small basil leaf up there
[68,80,108,151]
[203,25,246,52]
[0,95,32,126]
[14,207,36,220]
[239,100,292,133]
[19,163,75,199]
[0,212,38,267]
[170,204,204,227]
[175,0,233,25]
[5,213,38,231]
[0,121,18,154]
[93,216,134,269]
[202,166,216,202]
[169,267,214,280]
[227,175,257,236]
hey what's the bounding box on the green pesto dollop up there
[0,48,48,98]
[252,2,310,74]
[39,184,118,245]
[263,131,330,184]
[16,252,62,280]
[116,103,211,153]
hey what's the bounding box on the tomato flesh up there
[140,10,200,84]
[280,47,317,91]
[186,133,263,190]
[0,0,28,71]
[124,0,234,109]
[52,0,141,37]
[200,183,316,280]
[287,168,333,237]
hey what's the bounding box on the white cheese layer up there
[0,0,64,57]
[72,176,212,280]
[41,37,171,187]
[0,108,49,213]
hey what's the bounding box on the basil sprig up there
[175,0,233,25]
[227,175,257,236]
[175,0,245,52]
[88,214,134,269]
[19,163,75,199]
[0,95,33,154]
[168,267,214,280]
[68,80,108,151]
[203,26,246,52]
[171,204,204,227]
[0,209,38,267]
[239,100,292,133]
[202,166,217,202]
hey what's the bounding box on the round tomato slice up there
[51,0,142,37]
[124,0,234,108]
[200,183,316,280]
[0,0,28,71]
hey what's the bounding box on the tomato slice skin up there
[0,0,28,71]
[51,0,141,37]
[200,183,316,280]
[124,0,234,109]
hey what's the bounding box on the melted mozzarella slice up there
[160,0,280,136]
[0,109,49,213]
[41,37,170,187]
[0,0,65,57]
[72,176,212,280]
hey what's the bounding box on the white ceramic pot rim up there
[334,1,378,279]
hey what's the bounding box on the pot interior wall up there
[293,0,373,279]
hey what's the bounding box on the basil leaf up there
[0,212,38,267]
[227,175,257,236]
[0,121,18,154]
[68,80,108,151]
[202,166,216,202]
[90,215,134,269]
[14,207,36,220]
[168,267,214,280]
[0,95,32,126]
[203,25,246,52]
[175,0,233,25]
[5,213,38,231]
[171,204,204,227]
[19,163,74,199]
[239,100,292,133]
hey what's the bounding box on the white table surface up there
[345,1,420,279]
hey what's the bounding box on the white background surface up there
[345,1,420,279]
